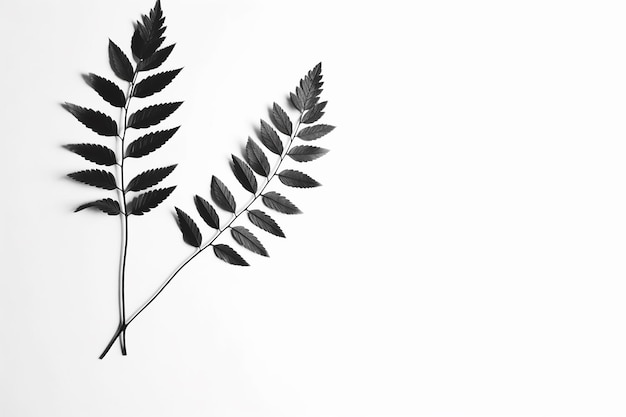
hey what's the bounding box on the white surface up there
[1,1,625,416]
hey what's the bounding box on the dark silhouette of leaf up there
[68,169,117,190]
[138,44,175,72]
[128,102,182,129]
[288,145,329,162]
[132,0,165,59]
[290,92,304,112]
[82,73,126,107]
[231,155,257,193]
[210,176,236,213]
[301,101,327,124]
[261,191,301,214]
[62,103,118,137]
[213,244,248,266]
[259,119,283,155]
[126,165,176,192]
[194,195,219,229]
[270,103,292,136]
[127,186,175,215]
[231,226,268,257]
[75,198,121,215]
[175,207,202,247]
[133,69,182,98]
[297,124,335,141]
[125,126,179,158]
[64,144,117,166]
[278,169,321,188]
[247,209,285,237]
[108,40,134,82]
[245,138,270,177]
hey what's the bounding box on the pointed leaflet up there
[194,195,220,229]
[175,207,202,248]
[288,145,329,162]
[138,44,175,71]
[297,124,335,141]
[301,101,327,124]
[127,186,175,215]
[231,155,257,193]
[64,144,117,166]
[210,176,236,213]
[261,191,301,214]
[82,74,125,107]
[126,165,177,192]
[133,69,182,98]
[62,103,118,137]
[213,244,249,266]
[125,127,179,158]
[290,92,304,112]
[259,119,283,155]
[231,226,268,257]
[245,138,270,177]
[278,170,321,188]
[132,0,165,59]
[68,169,117,190]
[127,102,182,129]
[247,209,285,237]
[75,198,121,215]
[269,103,292,136]
[108,40,134,82]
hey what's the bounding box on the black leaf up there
[194,195,220,229]
[126,165,177,192]
[128,102,182,129]
[245,138,271,177]
[287,145,329,162]
[133,69,182,98]
[230,226,268,257]
[125,126,179,158]
[247,209,285,237]
[270,103,292,136]
[261,191,301,214]
[231,155,257,193]
[68,169,117,190]
[278,169,321,188]
[297,124,335,141]
[175,207,202,248]
[210,176,236,213]
[75,198,121,215]
[132,0,165,59]
[138,44,175,72]
[64,144,117,166]
[213,244,249,266]
[259,119,283,155]
[62,103,118,137]
[108,40,134,82]
[301,101,327,124]
[290,92,304,112]
[82,73,126,107]
[127,186,175,215]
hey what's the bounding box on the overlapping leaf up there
[82,73,126,107]
[231,155,257,193]
[128,102,182,129]
[75,198,121,215]
[194,195,220,229]
[65,144,117,166]
[175,207,202,247]
[127,186,175,215]
[125,127,179,158]
[301,101,326,124]
[210,176,236,213]
[231,226,268,257]
[213,244,248,266]
[68,169,117,190]
[126,165,177,192]
[62,103,118,137]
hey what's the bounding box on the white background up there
[1,1,625,416]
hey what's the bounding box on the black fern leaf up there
[259,119,283,155]
[231,226,268,257]
[278,169,321,188]
[127,102,182,129]
[127,186,175,215]
[138,44,175,71]
[132,0,165,59]
[62,103,118,137]
[287,145,329,162]
[133,69,182,98]
[175,207,202,248]
[213,244,249,266]
[247,209,285,237]
[126,164,177,192]
[75,198,121,215]
[261,191,301,214]
[64,144,117,166]
[245,138,271,177]
[68,169,117,190]
[82,73,126,107]
[301,101,327,124]
[108,40,134,82]
[297,124,335,141]
[125,126,179,158]
[269,103,292,136]
[194,195,220,229]
[210,176,236,213]
[231,155,257,193]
